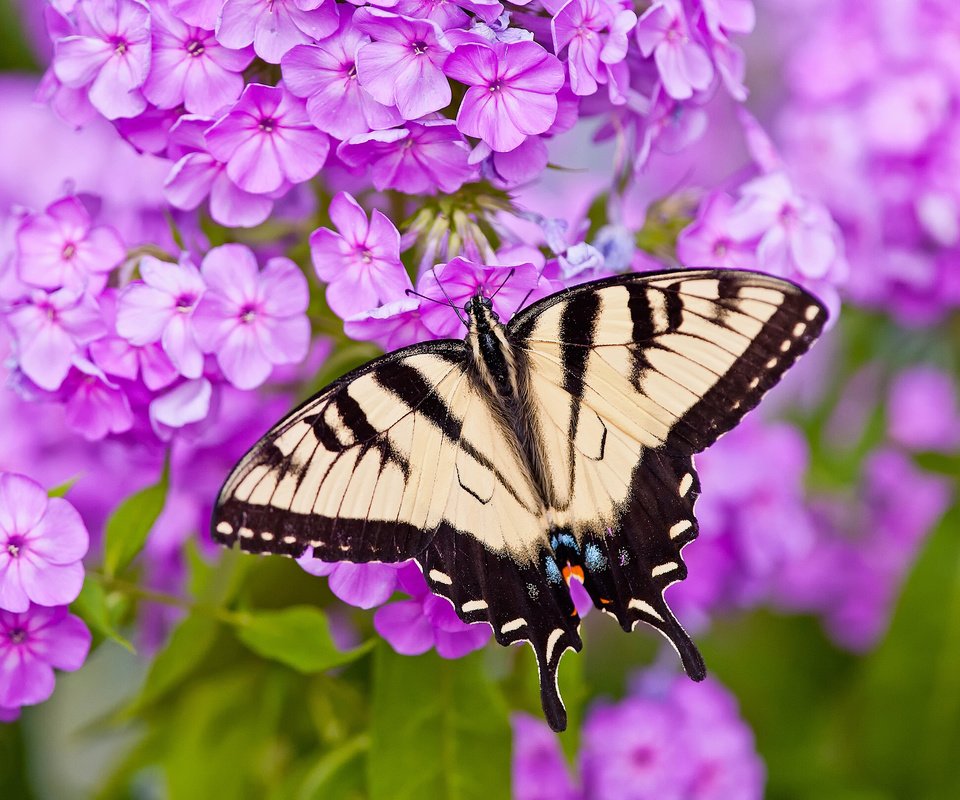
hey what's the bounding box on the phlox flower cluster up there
[774,0,960,324]
[513,671,764,799]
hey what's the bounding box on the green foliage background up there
[2,4,960,799]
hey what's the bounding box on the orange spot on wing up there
[562,565,585,585]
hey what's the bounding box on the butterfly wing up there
[509,268,827,674]
[212,340,583,727]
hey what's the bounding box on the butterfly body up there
[212,268,827,731]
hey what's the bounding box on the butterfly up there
[211,268,826,731]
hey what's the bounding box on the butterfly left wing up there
[509,268,827,674]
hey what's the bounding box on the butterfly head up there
[464,292,500,327]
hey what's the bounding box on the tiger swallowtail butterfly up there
[212,268,826,731]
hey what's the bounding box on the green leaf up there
[103,459,169,577]
[234,606,373,673]
[71,580,135,653]
[368,645,511,800]
[47,474,82,498]
[128,613,219,715]
[294,736,368,800]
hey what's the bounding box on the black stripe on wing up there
[418,528,583,732]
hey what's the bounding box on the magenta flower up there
[298,554,402,609]
[149,378,214,439]
[170,0,221,29]
[309,192,412,319]
[115,254,207,379]
[61,360,135,441]
[164,115,276,228]
[0,604,91,709]
[354,8,454,121]
[512,714,580,800]
[635,0,714,100]
[677,191,757,270]
[725,172,843,282]
[887,366,960,452]
[337,119,477,194]
[417,257,545,338]
[342,297,434,352]
[216,0,340,64]
[205,83,330,195]
[15,196,125,293]
[193,244,310,390]
[0,473,89,614]
[551,0,637,97]
[143,2,255,116]
[52,0,151,119]
[5,289,106,392]
[373,563,490,658]
[444,41,564,152]
[282,20,403,140]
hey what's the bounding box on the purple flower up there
[205,83,330,194]
[887,366,960,452]
[143,2,255,116]
[298,554,401,609]
[342,297,434,351]
[115,254,207,379]
[551,0,637,97]
[337,119,476,194]
[635,0,714,101]
[0,604,91,709]
[373,563,490,658]
[0,473,89,614]
[5,289,106,392]
[579,674,764,800]
[309,192,412,319]
[216,0,340,64]
[445,41,564,152]
[282,19,403,140]
[417,257,545,338]
[170,0,221,29]
[149,377,213,439]
[52,0,152,119]
[354,9,454,121]
[725,172,845,283]
[164,115,276,228]
[676,191,757,269]
[193,244,310,390]
[512,713,580,800]
[15,196,125,293]
[62,360,135,441]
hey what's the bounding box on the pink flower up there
[343,298,434,351]
[373,563,490,658]
[0,604,91,709]
[309,192,412,319]
[677,191,757,269]
[115,254,207,379]
[282,17,403,140]
[298,554,402,609]
[52,0,152,119]
[15,196,125,293]
[216,0,340,64]
[635,0,714,100]
[354,8,454,121]
[170,0,221,29]
[164,115,276,228]
[61,360,135,441]
[551,0,637,97]
[5,289,106,392]
[205,83,330,194]
[444,41,564,152]
[144,2,255,116]
[193,245,310,390]
[0,473,89,614]
[337,119,477,194]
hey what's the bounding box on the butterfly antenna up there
[513,287,536,316]
[488,267,515,303]
[430,265,468,328]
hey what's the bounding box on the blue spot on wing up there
[584,542,607,571]
[544,557,563,585]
